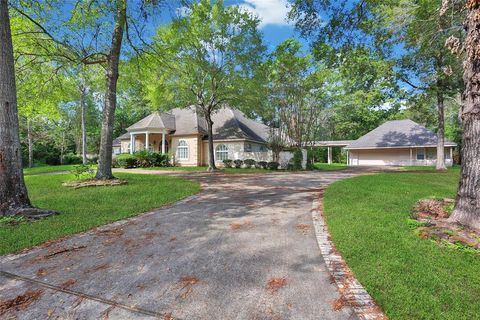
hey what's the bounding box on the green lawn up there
[323,168,480,319]
[144,166,271,174]
[313,163,347,171]
[0,173,200,255]
[23,164,87,176]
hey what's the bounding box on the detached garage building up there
[345,119,457,167]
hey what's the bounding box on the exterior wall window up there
[177,140,189,160]
[215,144,229,160]
[260,145,267,152]
[426,148,436,160]
[127,143,131,154]
[244,143,252,152]
[416,148,425,160]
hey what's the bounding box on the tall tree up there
[146,0,266,171]
[12,0,160,179]
[95,0,126,179]
[448,0,480,229]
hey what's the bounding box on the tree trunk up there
[0,0,31,215]
[95,0,126,179]
[80,85,87,165]
[27,118,33,168]
[436,89,447,170]
[449,0,480,229]
[205,112,217,172]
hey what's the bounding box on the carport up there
[311,140,353,164]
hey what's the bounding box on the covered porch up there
[129,130,170,154]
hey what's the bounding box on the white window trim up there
[177,140,189,160]
[215,144,229,161]
[416,147,425,161]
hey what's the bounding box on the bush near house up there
[292,149,303,170]
[113,151,170,169]
[244,159,255,168]
[223,159,233,168]
[267,161,280,170]
[114,154,138,168]
[256,161,268,169]
[233,159,243,168]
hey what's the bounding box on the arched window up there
[215,144,229,161]
[177,140,188,160]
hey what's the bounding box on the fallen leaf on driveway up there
[60,278,77,289]
[0,289,43,316]
[266,277,288,294]
[295,224,310,235]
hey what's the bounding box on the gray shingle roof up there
[127,111,176,131]
[113,132,130,146]
[346,119,457,149]
[115,106,269,144]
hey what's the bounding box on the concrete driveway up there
[0,170,362,320]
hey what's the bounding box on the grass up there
[23,164,88,176]
[322,167,480,319]
[143,166,271,174]
[400,164,461,171]
[313,163,348,171]
[0,173,200,255]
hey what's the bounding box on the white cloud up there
[238,0,292,28]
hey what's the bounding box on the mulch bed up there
[412,198,480,253]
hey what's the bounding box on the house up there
[112,106,273,166]
[345,119,457,166]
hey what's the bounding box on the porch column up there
[327,146,332,164]
[346,150,349,166]
[450,147,453,165]
[130,133,135,154]
[145,132,149,151]
[410,148,413,165]
[161,132,166,154]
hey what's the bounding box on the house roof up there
[127,111,176,132]
[113,132,130,146]
[115,106,270,144]
[346,119,457,150]
[313,140,354,147]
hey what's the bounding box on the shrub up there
[267,161,280,170]
[134,150,170,168]
[70,164,95,181]
[116,154,137,168]
[45,154,61,166]
[244,159,256,168]
[223,159,233,168]
[135,150,156,168]
[292,149,303,170]
[233,159,243,168]
[62,153,82,165]
[256,161,268,169]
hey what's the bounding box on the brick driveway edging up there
[311,190,388,320]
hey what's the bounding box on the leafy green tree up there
[146,0,266,171]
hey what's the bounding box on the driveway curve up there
[0,170,365,320]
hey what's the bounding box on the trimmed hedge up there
[233,159,243,168]
[267,161,280,170]
[244,159,256,168]
[223,159,233,168]
[113,151,170,169]
[256,161,268,169]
